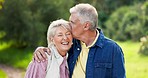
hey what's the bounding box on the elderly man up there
[33,3,126,78]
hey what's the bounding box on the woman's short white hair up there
[47,19,71,47]
[70,3,98,30]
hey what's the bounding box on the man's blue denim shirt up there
[67,29,126,78]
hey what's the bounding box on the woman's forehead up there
[55,27,70,33]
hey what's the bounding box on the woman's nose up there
[63,35,68,39]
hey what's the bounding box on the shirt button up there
[77,48,80,50]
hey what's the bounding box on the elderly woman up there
[24,19,72,78]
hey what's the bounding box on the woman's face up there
[52,26,73,56]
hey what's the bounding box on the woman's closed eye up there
[66,32,71,36]
[57,34,63,37]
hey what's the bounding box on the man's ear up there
[83,21,90,30]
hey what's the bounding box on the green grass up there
[0,41,148,78]
[0,69,7,78]
[0,42,33,69]
[117,41,148,78]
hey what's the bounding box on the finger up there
[34,53,40,62]
[45,47,51,55]
[44,47,51,60]
[33,47,45,62]
[39,48,48,61]
[36,50,45,62]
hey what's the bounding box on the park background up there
[0,0,148,78]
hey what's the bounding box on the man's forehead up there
[69,14,78,21]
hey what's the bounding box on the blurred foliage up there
[0,0,74,48]
[74,0,139,28]
[0,0,4,10]
[0,47,33,69]
[104,1,148,41]
[0,69,7,78]
[0,0,147,48]
[139,36,148,55]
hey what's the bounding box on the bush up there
[139,36,148,55]
[104,1,148,41]
[0,0,74,48]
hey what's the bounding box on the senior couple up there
[25,3,126,78]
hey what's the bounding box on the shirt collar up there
[87,29,100,48]
[94,28,105,48]
[74,28,105,48]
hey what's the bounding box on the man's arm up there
[113,45,126,78]
[33,47,50,62]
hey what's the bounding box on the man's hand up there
[33,47,50,62]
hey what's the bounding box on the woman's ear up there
[50,37,54,42]
[50,37,55,45]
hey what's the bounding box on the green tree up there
[0,0,4,10]
[0,0,43,48]
[73,0,136,28]
[104,1,148,41]
[0,0,73,48]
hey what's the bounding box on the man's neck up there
[79,30,97,46]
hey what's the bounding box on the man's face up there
[69,13,84,39]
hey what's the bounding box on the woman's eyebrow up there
[70,20,74,24]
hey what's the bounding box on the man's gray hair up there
[47,19,70,47]
[70,3,98,30]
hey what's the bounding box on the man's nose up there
[69,23,72,30]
